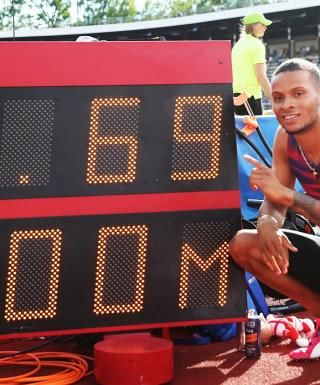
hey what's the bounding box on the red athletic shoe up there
[289,329,320,360]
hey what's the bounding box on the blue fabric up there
[199,323,237,342]
[246,272,269,317]
[247,290,256,312]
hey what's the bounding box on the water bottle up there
[245,309,261,359]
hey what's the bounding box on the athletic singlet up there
[287,134,320,200]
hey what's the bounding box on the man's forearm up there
[258,200,286,228]
[291,191,320,226]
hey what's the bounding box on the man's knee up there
[229,229,255,268]
[229,230,244,262]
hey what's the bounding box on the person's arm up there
[257,126,295,223]
[287,191,320,226]
[257,200,286,231]
[255,63,272,100]
[261,167,320,226]
[245,127,298,273]
[255,127,320,226]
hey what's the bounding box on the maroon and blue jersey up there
[287,134,320,200]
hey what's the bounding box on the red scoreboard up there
[0,41,245,338]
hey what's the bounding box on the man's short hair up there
[273,58,320,86]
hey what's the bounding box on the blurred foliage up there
[0,0,287,30]
[75,0,136,25]
[31,0,71,27]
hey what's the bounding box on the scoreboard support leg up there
[94,332,174,385]
[161,327,171,340]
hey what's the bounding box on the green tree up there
[29,0,71,28]
[138,0,168,20]
[194,0,224,14]
[0,0,25,30]
[76,0,136,25]
[0,0,290,30]
[225,0,276,8]
[169,0,193,17]
[4,0,71,29]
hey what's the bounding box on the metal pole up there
[11,0,16,40]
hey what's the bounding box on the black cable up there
[74,333,102,346]
[241,99,273,157]
[236,128,271,168]
[255,124,273,157]
[0,335,62,359]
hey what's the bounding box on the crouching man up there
[230,58,320,360]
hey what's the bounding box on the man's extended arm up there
[290,191,320,226]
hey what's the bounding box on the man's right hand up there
[257,220,297,274]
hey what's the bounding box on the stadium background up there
[0,1,318,56]
[1,1,318,108]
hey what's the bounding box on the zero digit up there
[5,229,62,321]
[93,224,148,315]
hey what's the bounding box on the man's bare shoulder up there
[274,125,288,144]
[275,125,287,136]
[273,125,289,158]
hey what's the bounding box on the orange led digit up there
[19,175,31,185]
[86,97,141,184]
[0,99,55,188]
[178,241,229,309]
[93,225,148,315]
[4,229,62,321]
[171,95,223,181]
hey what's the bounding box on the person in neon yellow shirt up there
[232,12,272,115]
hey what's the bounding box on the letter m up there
[178,242,229,309]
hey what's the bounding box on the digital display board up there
[0,41,245,338]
